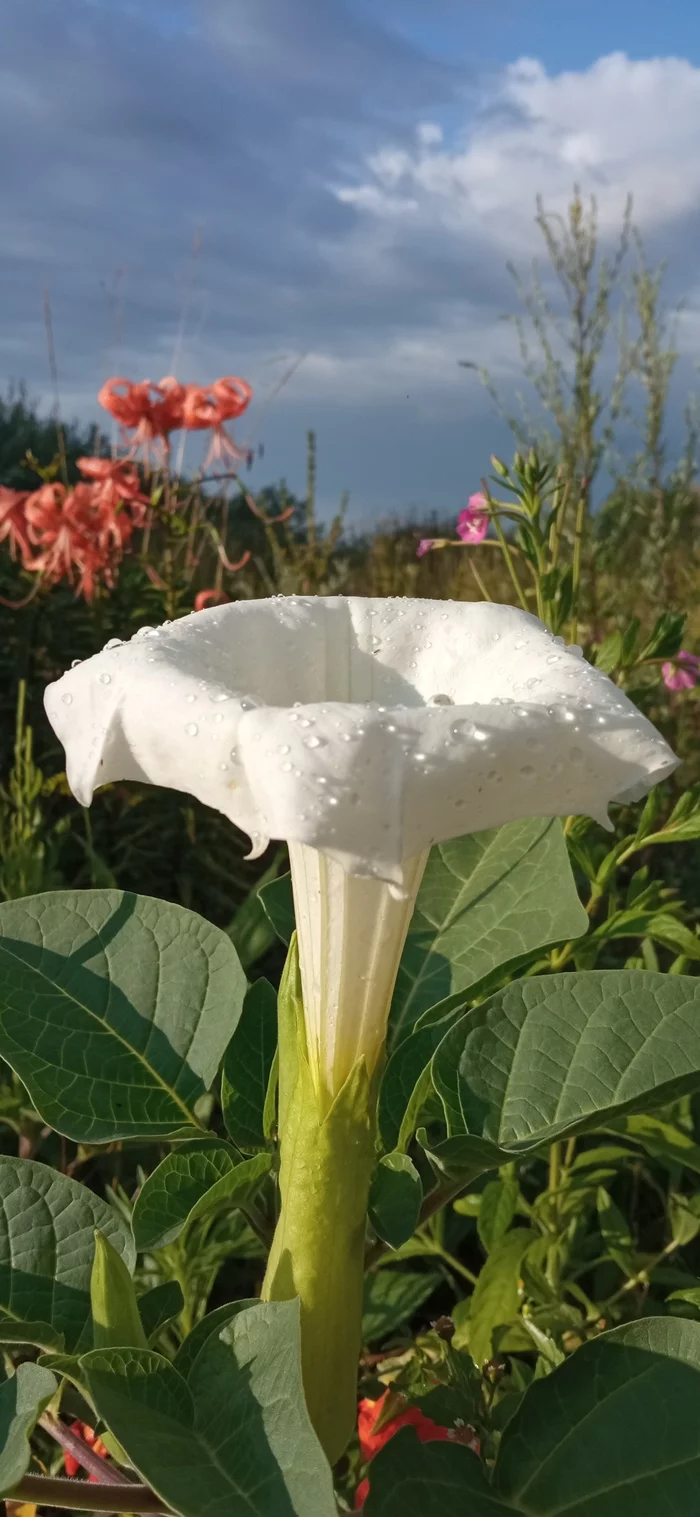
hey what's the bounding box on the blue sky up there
[2,0,700,523]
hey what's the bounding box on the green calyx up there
[262,936,377,1465]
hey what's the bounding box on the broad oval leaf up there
[464,1228,535,1368]
[132,1143,271,1251]
[82,1299,336,1517]
[366,1318,700,1515]
[495,1317,700,1514]
[362,1269,441,1345]
[431,971,700,1176]
[364,1431,506,1516]
[389,818,587,1044]
[0,889,246,1142]
[0,1157,135,1352]
[368,1154,422,1250]
[221,978,278,1152]
[0,1362,57,1497]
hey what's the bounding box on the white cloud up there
[333,52,700,250]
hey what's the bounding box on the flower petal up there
[45,597,677,882]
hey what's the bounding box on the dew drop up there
[214,713,224,723]
[328,796,339,806]
[99,673,112,685]
[429,693,453,706]
[414,751,427,762]
[304,735,324,749]
[546,654,560,665]
[279,744,291,755]
[210,691,230,703]
[104,638,123,651]
[70,658,82,668]
[473,728,488,742]
[185,723,198,736]
[185,694,196,703]
[61,692,73,705]
[281,761,293,772]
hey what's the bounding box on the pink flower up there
[416,538,437,558]
[662,651,700,691]
[456,493,489,544]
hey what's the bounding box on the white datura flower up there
[45,596,677,1098]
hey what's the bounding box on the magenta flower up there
[416,538,437,559]
[456,492,489,544]
[662,651,700,691]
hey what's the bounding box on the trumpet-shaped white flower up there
[45,595,676,1097]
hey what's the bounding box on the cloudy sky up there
[2,0,700,521]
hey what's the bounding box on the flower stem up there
[7,1475,167,1512]
[261,942,376,1465]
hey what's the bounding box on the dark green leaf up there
[365,1431,504,1517]
[390,819,587,1043]
[132,1144,271,1251]
[431,971,700,1177]
[137,1281,185,1342]
[259,874,295,945]
[378,1017,453,1153]
[0,1362,57,1496]
[362,1270,441,1344]
[495,1317,700,1515]
[466,1229,533,1368]
[82,1299,335,1517]
[221,978,278,1152]
[226,853,286,971]
[0,890,246,1142]
[0,1157,134,1352]
[477,1175,519,1254]
[369,1154,422,1250]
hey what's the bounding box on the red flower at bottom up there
[63,1422,109,1481]
[355,1392,479,1507]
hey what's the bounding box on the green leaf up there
[174,1301,254,1381]
[82,1299,336,1517]
[494,1317,700,1514]
[132,1144,271,1252]
[431,971,700,1177]
[369,1154,423,1250]
[466,1229,533,1368]
[259,873,295,945]
[137,1281,185,1342]
[477,1175,519,1254]
[0,890,246,1142]
[0,1157,135,1352]
[378,1016,453,1153]
[221,978,278,1152]
[364,1431,504,1517]
[0,1362,57,1497]
[362,1270,441,1344]
[596,1188,635,1269]
[390,819,587,1044]
[226,853,286,971]
[617,1114,700,1175]
[91,1231,147,1350]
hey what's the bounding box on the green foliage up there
[0,1157,134,1351]
[81,1300,336,1517]
[0,1362,57,1496]
[221,978,278,1151]
[132,1145,271,1252]
[0,889,246,1141]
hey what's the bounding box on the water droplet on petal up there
[186,694,196,703]
[61,692,73,705]
[104,638,123,651]
[429,693,453,705]
[99,673,112,685]
[185,723,198,736]
[70,658,82,668]
[279,744,291,755]
[210,691,230,703]
[281,761,293,772]
[304,735,324,749]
